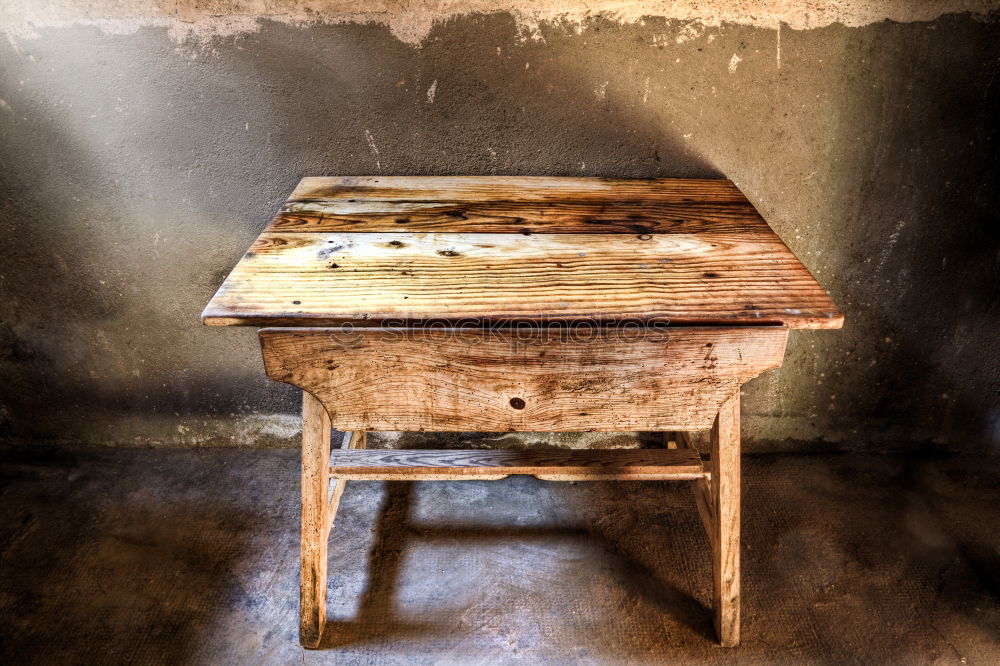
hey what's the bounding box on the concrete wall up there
[1,3,998,451]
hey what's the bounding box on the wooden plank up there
[289,176,750,203]
[327,448,705,481]
[670,429,716,552]
[204,231,842,329]
[694,477,715,551]
[710,392,741,647]
[269,200,769,234]
[323,429,365,534]
[299,391,331,648]
[258,326,787,432]
[663,431,693,449]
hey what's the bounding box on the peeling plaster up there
[1,1,998,45]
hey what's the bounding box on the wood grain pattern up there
[289,176,750,203]
[299,391,330,649]
[327,448,705,481]
[710,392,741,647]
[202,177,843,329]
[323,429,365,534]
[270,200,768,234]
[206,231,842,328]
[259,326,787,432]
[694,477,717,552]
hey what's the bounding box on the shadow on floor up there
[0,446,272,664]
[0,445,997,664]
[319,480,713,650]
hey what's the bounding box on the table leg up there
[709,391,741,646]
[664,431,691,449]
[300,391,331,648]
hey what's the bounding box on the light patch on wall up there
[364,129,381,172]
[675,22,704,44]
[1,1,997,45]
[234,414,301,444]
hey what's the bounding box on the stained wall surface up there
[1,3,998,450]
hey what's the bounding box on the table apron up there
[258,326,788,432]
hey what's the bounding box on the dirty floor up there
[0,440,997,664]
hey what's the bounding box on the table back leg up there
[710,391,741,646]
[300,391,331,648]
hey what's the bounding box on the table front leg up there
[710,391,741,646]
[300,391,332,648]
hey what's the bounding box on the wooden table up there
[203,176,842,648]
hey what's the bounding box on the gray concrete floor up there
[0,440,997,664]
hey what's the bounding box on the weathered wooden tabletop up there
[202,176,842,328]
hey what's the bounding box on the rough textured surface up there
[0,440,997,663]
[3,1,999,44]
[0,8,998,450]
[205,176,843,328]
